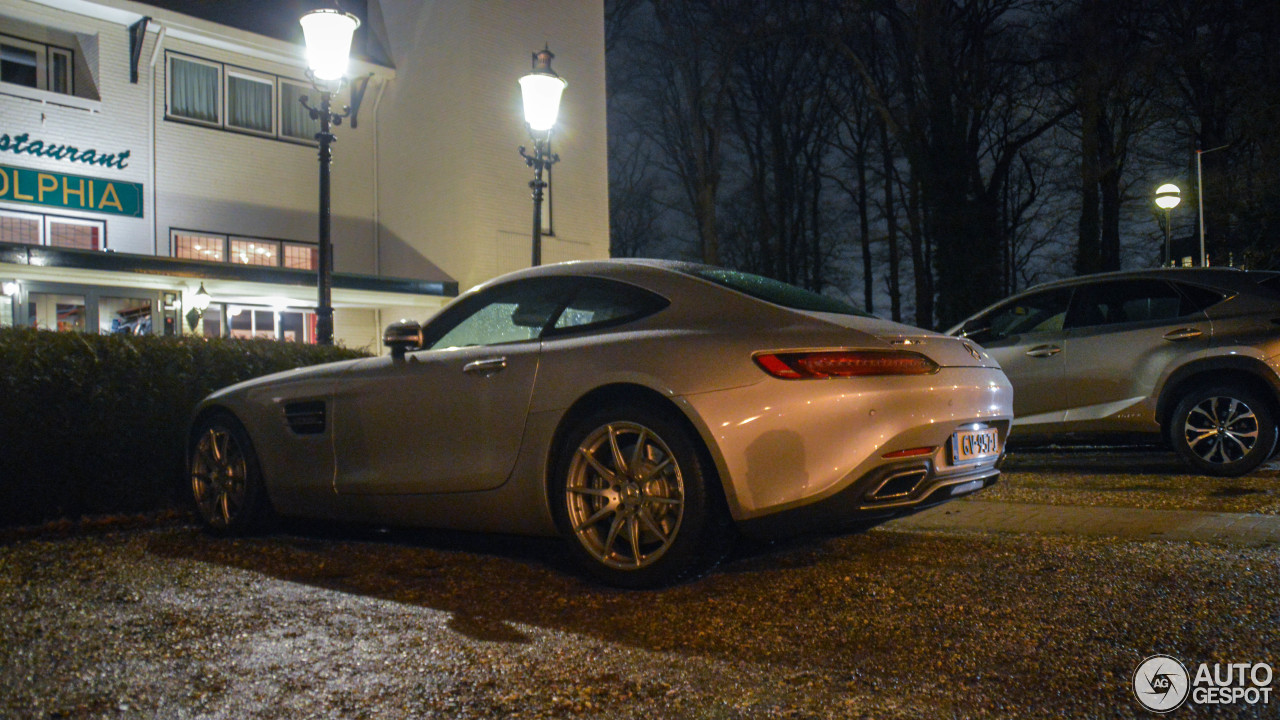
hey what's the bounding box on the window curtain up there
[280,82,320,140]
[1,44,39,88]
[227,75,272,133]
[171,59,218,123]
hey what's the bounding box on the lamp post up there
[299,7,360,345]
[1154,183,1181,267]
[1195,144,1229,267]
[518,46,567,267]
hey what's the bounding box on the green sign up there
[0,164,143,218]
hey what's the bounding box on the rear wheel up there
[1169,385,1277,477]
[189,412,275,534]
[551,405,726,588]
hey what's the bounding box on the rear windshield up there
[689,268,871,317]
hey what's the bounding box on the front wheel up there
[188,412,275,534]
[551,405,726,588]
[1169,385,1278,477]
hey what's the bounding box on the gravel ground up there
[1,517,1277,719]
[989,447,1280,515]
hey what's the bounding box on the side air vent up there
[284,400,327,435]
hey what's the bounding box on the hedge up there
[0,327,368,527]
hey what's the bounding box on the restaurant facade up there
[0,0,609,349]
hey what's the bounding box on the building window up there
[172,229,314,271]
[220,304,315,343]
[47,217,101,250]
[168,55,221,125]
[165,52,328,146]
[282,241,318,270]
[49,47,70,94]
[0,210,104,249]
[0,34,72,94]
[27,292,86,332]
[279,80,320,142]
[100,296,152,335]
[226,70,274,135]
[0,211,41,244]
[230,237,280,266]
[174,232,226,262]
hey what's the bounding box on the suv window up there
[1065,279,1200,329]
[1171,282,1227,314]
[961,287,1073,344]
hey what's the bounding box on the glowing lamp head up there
[519,46,567,134]
[1155,183,1181,210]
[192,283,212,312]
[300,9,361,82]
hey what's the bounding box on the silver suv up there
[949,269,1280,476]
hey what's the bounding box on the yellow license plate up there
[951,427,1000,464]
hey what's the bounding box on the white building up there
[0,0,608,349]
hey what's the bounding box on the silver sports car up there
[189,260,1012,586]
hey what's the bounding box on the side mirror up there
[383,320,424,358]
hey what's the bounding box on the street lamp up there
[518,45,567,267]
[299,7,360,345]
[1155,183,1181,267]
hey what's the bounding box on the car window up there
[426,279,569,350]
[686,267,871,316]
[1064,280,1195,329]
[962,288,1073,344]
[1171,282,1227,314]
[549,279,669,334]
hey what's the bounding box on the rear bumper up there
[735,459,1000,539]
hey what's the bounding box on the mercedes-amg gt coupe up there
[189,260,1012,586]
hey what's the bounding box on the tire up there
[188,412,275,534]
[1169,384,1278,477]
[550,405,727,588]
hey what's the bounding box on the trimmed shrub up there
[0,328,368,527]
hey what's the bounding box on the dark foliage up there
[0,328,367,527]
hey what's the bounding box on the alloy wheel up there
[190,425,249,528]
[563,421,686,570]
[1182,395,1260,465]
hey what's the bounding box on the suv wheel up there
[1169,385,1278,477]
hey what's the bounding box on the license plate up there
[951,427,1000,464]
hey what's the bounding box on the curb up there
[887,500,1280,548]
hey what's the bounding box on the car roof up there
[1023,267,1280,295]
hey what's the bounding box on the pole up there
[530,138,546,267]
[316,90,335,345]
[1164,209,1172,267]
[1196,149,1205,267]
[1195,144,1230,268]
[520,136,559,268]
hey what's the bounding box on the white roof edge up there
[22,0,395,79]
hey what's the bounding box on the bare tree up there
[831,0,1069,327]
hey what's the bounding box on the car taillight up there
[754,350,939,379]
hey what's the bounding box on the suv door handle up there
[463,357,508,375]
[1024,344,1062,358]
[1163,328,1203,341]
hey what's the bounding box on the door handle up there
[463,357,508,375]
[1163,328,1203,341]
[1024,344,1062,358]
